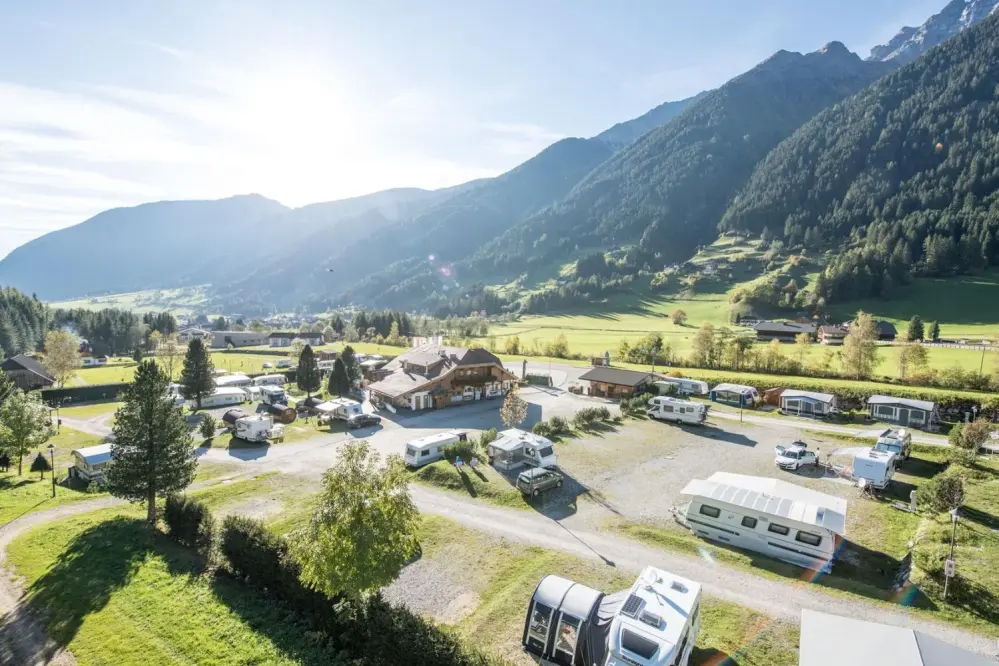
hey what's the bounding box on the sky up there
[0,0,945,260]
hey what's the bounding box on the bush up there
[572,406,611,429]
[916,473,966,514]
[163,494,215,553]
[441,439,481,463]
[532,416,572,439]
[200,414,218,440]
[532,421,555,438]
[220,514,289,587]
[548,416,570,435]
[478,428,497,448]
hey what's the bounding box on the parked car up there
[774,441,818,471]
[516,467,563,497]
[262,362,273,369]
[346,413,382,429]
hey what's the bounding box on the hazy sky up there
[0,0,944,259]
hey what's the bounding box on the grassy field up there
[48,286,212,315]
[410,461,528,509]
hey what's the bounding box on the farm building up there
[799,608,993,666]
[577,367,655,398]
[709,383,758,407]
[211,331,268,349]
[818,325,848,345]
[268,331,323,348]
[848,320,897,341]
[1,354,55,390]
[867,396,939,430]
[366,343,516,410]
[69,443,112,483]
[681,471,847,572]
[177,328,211,343]
[752,321,818,342]
[780,390,837,417]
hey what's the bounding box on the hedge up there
[41,383,130,404]
[164,495,215,554]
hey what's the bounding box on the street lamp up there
[47,443,56,498]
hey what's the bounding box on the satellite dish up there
[643,569,660,586]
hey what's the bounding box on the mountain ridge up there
[868,0,999,63]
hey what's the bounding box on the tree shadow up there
[898,456,948,479]
[961,506,999,531]
[0,476,33,491]
[690,425,757,447]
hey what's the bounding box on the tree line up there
[0,287,49,359]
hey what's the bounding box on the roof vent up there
[639,610,664,629]
[670,580,688,594]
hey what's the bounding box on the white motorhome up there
[523,566,701,666]
[654,377,709,397]
[647,397,707,425]
[70,443,113,483]
[325,397,363,421]
[487,429,558,471]
[259,385,287,406]
[200,387,248,409]
[317,360,336,372]
[404,431,469,467]
[874,428,912,460]
[234,414,285,443]
[852,448,897,490]
[680,471,847,573]
[253,374,286,387]
[215,373,251,388]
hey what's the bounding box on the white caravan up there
[647,397,707,425]
[326,398,363,420]
[523,566,701,666]
[774,441,819,471]
[654,377,709,397]
[874,428,912,460]
[199,387,248,409]
[253,374,286,387]
[215,373,251,388]
[487,429,558,471]
[404,431,469,467]
[234,414,285,443]
[259,385,288,406]
[680,471,847,573]
[852,448,897,490]
[317,360,336,372]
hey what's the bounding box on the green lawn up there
[47,286,211,315]
[410,460,528,509]
[58,401,123,420]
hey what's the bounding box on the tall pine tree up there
[180,338,216,411]
[341,345,359,383]
[328,358,350,397]
[104,361,197,525]
[296,345,321,399]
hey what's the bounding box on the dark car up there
[516,467,563,497]
[346,413,382,429]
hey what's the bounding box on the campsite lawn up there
[410,460,528,509]
[47,286,211,315]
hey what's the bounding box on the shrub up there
[572,406,611,429]
[440,439,481,463]
[163,494,215,553]
[478,428,497,447]
[548,415,570,435]
[916,473,966,514]
[200,414,218,440]
[532,421,555,438]
[220,514,288,587]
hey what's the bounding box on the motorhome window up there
[539,446,554,457]
[406,446,417,455]
[876,442,901,453]
[620,628,659,659]
[768,523,790,536]
[420,450,430,457]
[699,505,721,518]
[554,615,580,655]
[741,516,758,529]
[528,603,553,644]
[874,405,895,419]
[795,531,822,547]
[664,406,674,413]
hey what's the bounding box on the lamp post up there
[47,443,56,498]
[943,508,959,600]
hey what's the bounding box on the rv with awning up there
[487,428,558,471]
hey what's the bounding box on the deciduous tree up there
[898,337,929,379]
[671,309,687,326]
[296,345,321,399]
[842,312,881,379]
[180,338,216,411]
[500,384,528,429]
[690,323,716,367]
[793,332,812,368]
[0,369,14,406]
[43,330,80,388]
[0,389,51,475]
[291,440,418,598]
[504,335,521,355]
[156,334,184,379]
[906,315,924,342]
[288,339,306,368]
[104,360,197,525]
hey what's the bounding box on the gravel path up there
[711,410,949,446]
[59,414,113,439]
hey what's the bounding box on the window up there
[741,516,758,529]
[909,411,925,424]
[420,449,430,458]
[555,616,580,656]
[768,523,790,536]
[699,504,721,518]
[664,406,674,413]
[795,531,822,547]
[874,405,895,419]
[620,628,659,659]
[528,603,553,644]
[539,446,554,457]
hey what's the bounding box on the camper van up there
[404,431,468,467]
[200,387,248,409]
[488,429,558,471]
[523,566,701,666]
[647,397,706,425]
[234,414,285,443]
[326,398,363,421]
[853,448,897,490]
[259,385,287,406]
[654,377,709,397]
[215,373,251,388]
[253,374,286,387]
[874,428,912,460]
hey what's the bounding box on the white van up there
[234,414,285,443]
[487,429,558,471]
[655,377,709,397]
[404,431,468,467]
[647,396,707,425]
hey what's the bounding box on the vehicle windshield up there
[876,442,901,453]
[783,450,799,459]
[405,446,417,455]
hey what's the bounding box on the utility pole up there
[943,509,959,600]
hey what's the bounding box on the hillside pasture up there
[48,286,212,315]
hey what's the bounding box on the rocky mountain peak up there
[869,0,999,63]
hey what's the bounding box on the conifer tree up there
[180,338,216,411]
[296,345,321,399]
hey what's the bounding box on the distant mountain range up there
[1,0,996,316]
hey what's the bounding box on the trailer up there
[200,387,248,409]
[404,431,468,467]
[216,373,251,388]
[325,397,363,421]
[852,448,897,490]
[654,377,709,397]
[252,374,286,387]
[487,429,557,471]
[647,397,706,425]
[234,414,285,443]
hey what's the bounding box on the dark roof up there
[367,343,514,398]
[578,367,654,387]
[268,331,297,338]
[819,324,848,335]
[1,354,55,382]
[753,320,818,334]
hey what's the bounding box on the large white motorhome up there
[259,385,288,406]
[874,428,912,460]
[852,448,897,490]
[523,566,702,666]
[404,431,469,467]
[252,374,286,387]
[647,397,707,425]
[234,414,285,443]
[680,471,847,573]
[653,377,709,397]
[69,443,113,483]
[487,429,558,470]
[200,387,248,409]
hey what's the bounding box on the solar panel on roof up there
[620,593,644,618]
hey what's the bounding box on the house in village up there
[847,319,897,341]
[366,343,516,410]
[867,396,939,430]
[752,320,818,343]
[81,356,109,367]
[268,331,324,348]
[211,330,268,348]
[577,367,655,398]
[818,325,848,345]
[1,354,55,390]
[177,328,211,344]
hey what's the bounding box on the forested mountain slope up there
[593,91,709,150]
[462,43,894,282]
[720,12,999,304]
